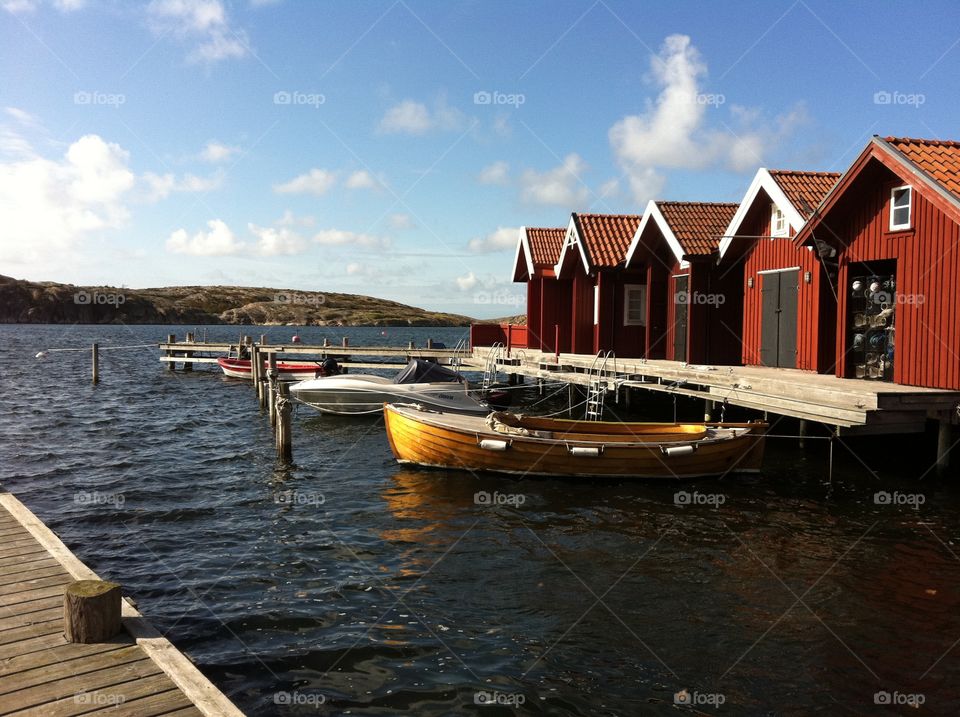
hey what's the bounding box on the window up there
[890,186,912,230]
[593,285,599,325]
[623,284,647,326]
[771,204,788,237]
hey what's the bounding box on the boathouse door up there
[759,268,798,368]
[673,274,688,362]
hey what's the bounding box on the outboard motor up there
[316,357,341,378]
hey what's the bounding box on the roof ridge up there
[768,169,841,177]
[884,136,960,147]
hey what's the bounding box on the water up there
[2,324,959,715]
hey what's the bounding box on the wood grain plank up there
[0,637,131,678]
[7,677,180,716]
[0,646,145,696]
[0,566,70,589]
[0,606,62,632]
[0,620,64,647]
[0,575,71,599]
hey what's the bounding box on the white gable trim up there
[511,226,533,282]
[553,215,590,278]
[718,168,805,259]
[625,200,686,268]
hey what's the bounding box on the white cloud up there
[141,171,222,201]
[4,106,39,126]
[313,229,388,249]
[277,209,315,227]
[378,96,468,135]
[166,219,243,256]
[519,153,589,206]
[0,134,134,264]
[387,213,414,230]
[478,160,509,185]
[248,223,306,256]
[609,34,805,203]
[201,141,239,163]
[274,168,337,196]
[2,0,84,13]
[455,271,478,291]
[468,226,521,254]
[147,0,247,63]
[344,169,379,190]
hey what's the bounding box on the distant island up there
[0,275,474,326]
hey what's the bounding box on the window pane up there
[893,206,910,226]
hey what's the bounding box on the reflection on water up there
[1,325,959,714]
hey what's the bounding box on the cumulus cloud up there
[147,0,248,64]
[478,160,509,185]
[313,229,388,249]
[2,0,84,13]
[387,213,414,230]
[344,170,379,190]
[609,34,806,203]
[274,168,337,196]
[248,223,306,256]
[455,271,478,291]
[166,219,243,255]
[141,171,222,201]
[378,96,468,135]
[468,226,521,254]
[0,133,134,263]
[201,141,240,163]
[519,153,589,206]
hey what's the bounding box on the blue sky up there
[1,0,958,318]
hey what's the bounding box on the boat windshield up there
[392,359,463,384]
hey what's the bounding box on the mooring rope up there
[35,343,156,358]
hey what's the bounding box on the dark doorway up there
[673,275,688,362]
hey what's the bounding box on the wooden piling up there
[260,333,267,345]
[408,340,415,350]
[183,332,194,371]
[63,580,121,643]
[323,338,330,347]
[91,343,99,384]
[799,419,808,449]
[166,333,176,371]
[427,338,434,349]
[704,399,714,422]
[937,419,953,475]
[276,381,293,461]
[342,337,349,348]
[268,353,278,426]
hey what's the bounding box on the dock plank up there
[8,674,179,716]
[0,637,130,678]
[0,604,62,631]
[0,645,146,696]
[0,565,70,588]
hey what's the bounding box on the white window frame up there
[593,284,599,325]
[771,203,788,237]
[623,284,647,326]
[889,185,912,231]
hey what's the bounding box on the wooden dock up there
[0,491,243,717]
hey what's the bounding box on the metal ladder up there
[585,351,615,420]
[450,338,468,376]
[482,342,505,391]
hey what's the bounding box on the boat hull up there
[291,377,489,416]
[384,404,766,479]
[217,357,322,381]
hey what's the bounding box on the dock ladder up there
[482,342,505,391]
[585,351,616,420]
[450,338,469,376]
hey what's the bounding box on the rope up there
[36,342,155,357]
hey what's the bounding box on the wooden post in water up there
[323,338,330,348]
[166,333,176,371]
[183,332,194,371]
[426,338,434,349]
[342,337,349,348]
[704,399,714,422]
[276,381,293,461]
[799,420,808,449]
[937,418,953,476]
[91,343,99,384]
[408,340,415,350]
[268,353,278,426]
[64,580,121,643]
[260,333,267,346]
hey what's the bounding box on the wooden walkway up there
[0,492,243,717]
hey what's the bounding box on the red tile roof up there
[883,137,960,201]
[768,170,840,218]
[573,213,642,268]
[656,202,739,256]
[525,227,565,267]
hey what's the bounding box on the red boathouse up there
[511,226,567,352]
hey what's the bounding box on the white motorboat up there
[289,359,490,416]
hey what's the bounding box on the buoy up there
[35,351,48,359]
[292,335,301,343]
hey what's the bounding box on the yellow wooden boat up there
[383,404,767,479]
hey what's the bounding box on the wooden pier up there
[0,491,243,717]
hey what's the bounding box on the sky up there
[1,0,958,318]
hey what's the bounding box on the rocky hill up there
[0,275,471,326]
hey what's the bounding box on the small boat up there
[383,403,767,479]
[217,356,332,381]
[290,359,490,416]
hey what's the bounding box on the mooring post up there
[568,383,575,417]
[268,353,278,426]
[323,338,330,348]
[260,333,267,346]
[64,580,121,643]
[799,420,808,449]
[91,343,99,385]
[276,381,293,461]
[937,418,953,476]
[166,333,176,371]
[183,331,194,371]
[408,340,415,350]
[704,399,714,422]
[342,337,349,348]
[624,386,632,410]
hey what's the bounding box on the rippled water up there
[2,324,960,715]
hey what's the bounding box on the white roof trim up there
[718,168,805,259]
[511,226,533,282]
[553,215,590,278]
[625,200,685,268]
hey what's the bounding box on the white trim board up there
[718,168,807,259]
[756,266,801,275]
[625,200,686,268]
